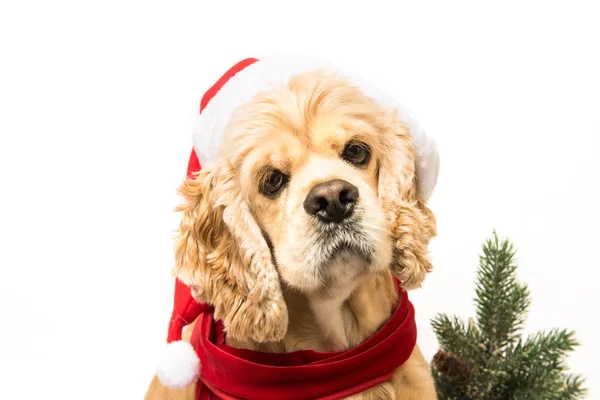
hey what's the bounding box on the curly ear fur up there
[173,162,288,343]
[378,112,437,290]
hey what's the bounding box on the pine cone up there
[432,349,478,387]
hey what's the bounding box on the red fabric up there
[200,57,259,112]
[167,278,209,342]
[191,278,417,400]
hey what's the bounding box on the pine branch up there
[510,328,580,368]
[430,316,501,399]
[474,231,531,353]
[431,314,485,363]
[553,375,588,400]
[430,231,587,399]
[498,329,584,398]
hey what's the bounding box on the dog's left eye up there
[260,169,289,197]
[342,142,371,166]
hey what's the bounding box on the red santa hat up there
[155,56,440,389]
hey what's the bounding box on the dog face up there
[232,83,392,294]
[173,69,436,343]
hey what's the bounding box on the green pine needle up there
[555,375,588,399]
[474,231,531,352]
[431,314,485,363]
[430,231,587,399]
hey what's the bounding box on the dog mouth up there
[317,222,374,266]
[327,241,372,263]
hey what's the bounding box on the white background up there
[1,1,599,399]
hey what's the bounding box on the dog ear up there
[172,161,288,343]
[378,111,437,290]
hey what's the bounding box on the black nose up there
[303,179,359,223]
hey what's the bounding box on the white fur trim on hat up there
[193,56,439,201]
[156,340,200,389]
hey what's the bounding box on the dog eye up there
[260,169,289,197]
[342,142,371,166]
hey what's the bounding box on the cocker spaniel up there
[145,57,439,400]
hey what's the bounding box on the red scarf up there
[189,278,417,400]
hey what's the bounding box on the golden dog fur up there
[145,69,438,399]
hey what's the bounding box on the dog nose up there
[303,179,359,223]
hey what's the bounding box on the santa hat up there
[156,56,440,389]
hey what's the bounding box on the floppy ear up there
[172,161,288,343]
[378,111,437,290]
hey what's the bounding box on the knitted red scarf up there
[189,277,417,400]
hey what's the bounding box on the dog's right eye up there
[260,169,289,197]
[342,142,371,167]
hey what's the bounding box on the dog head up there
[173,64,438,343]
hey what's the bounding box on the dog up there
[145,58,439,400]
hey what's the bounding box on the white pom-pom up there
[156,340,200,389]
